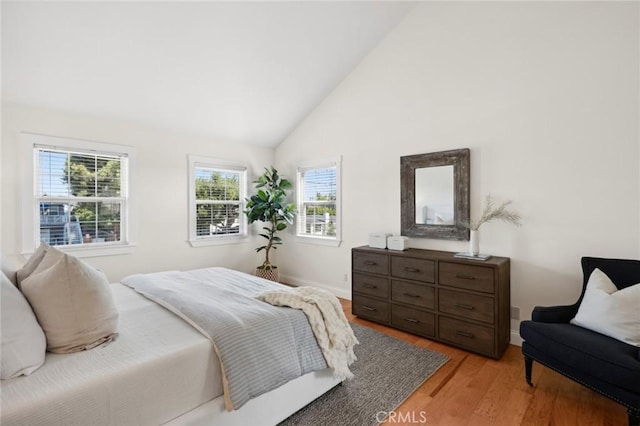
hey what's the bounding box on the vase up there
[469,230,479,256]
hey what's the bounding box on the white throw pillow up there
[20,248,119,354]
[1,254,24,287]
[570,268,640,347]
[1,272,47,379]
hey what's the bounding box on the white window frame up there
[188,155,248,247]
[21,133,137,258]
[295,156,342,247]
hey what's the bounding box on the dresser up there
[352,246,510,359]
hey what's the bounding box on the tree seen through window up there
[194,168,241,236]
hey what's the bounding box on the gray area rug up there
[279,323,449,426]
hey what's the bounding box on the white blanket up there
[257,286,359,380]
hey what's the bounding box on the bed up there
[1,274,342,425]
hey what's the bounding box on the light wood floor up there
[340,299,627,426]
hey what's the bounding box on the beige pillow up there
[29,244,65,275]
[16,243,50,288]
[1,273,46,379]
[21,249,119,354]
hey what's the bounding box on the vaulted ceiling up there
[2,2,414,147]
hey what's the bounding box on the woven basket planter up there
[255,266,279,282]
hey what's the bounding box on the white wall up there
[275,2,640,337]
[1,102,274,281]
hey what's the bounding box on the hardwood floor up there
[340,299,627,426]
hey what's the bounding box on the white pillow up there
[1,254,24,287]
[21,248,119,354]
[1,272,47,379]
[571,268,640,347]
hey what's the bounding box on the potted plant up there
[461,195,522,256]
[244,166,296,281]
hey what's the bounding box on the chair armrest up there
[531,304,578,323]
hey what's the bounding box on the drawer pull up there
[456,331,475,338]
[364,261,377,266]
[403,292,420,298]
[456,274,475,280]
[404,318,419,324]
[404,267,419,273]
[455,303,475,310]
[363,284,377,289]
[361,306,377,312]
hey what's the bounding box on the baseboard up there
[279,274,351,300]
[510,329,523,347]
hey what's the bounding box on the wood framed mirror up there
[401,148,470,240]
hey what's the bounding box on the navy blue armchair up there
[520,257,640,425]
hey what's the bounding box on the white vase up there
[469,230,479,256]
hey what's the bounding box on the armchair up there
[520,257,640,425]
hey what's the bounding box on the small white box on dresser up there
[387,236,409,251]
[368,233,391,249]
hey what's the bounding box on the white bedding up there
[0,283,221,426]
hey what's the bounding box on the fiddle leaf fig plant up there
[244,166,296,271]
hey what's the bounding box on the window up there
[188,155,247,247]
[296,157,341,246]
[21,133,136,257]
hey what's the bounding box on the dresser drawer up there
[353,273,389,299]
[439,316,494,356]
[391,256,435,283]
[438,288,494,324]
[353,252,388,275]
[439,262,494,293]
[351,246,509,359]
[391,280,435,310]
[352,295,389,323]
[391,304,435,337]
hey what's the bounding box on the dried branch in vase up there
[461,195,522,231]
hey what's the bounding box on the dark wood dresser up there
[352,246,510,359]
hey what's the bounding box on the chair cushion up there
[520,321,640,394]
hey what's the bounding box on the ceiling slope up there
[2,1,414,147]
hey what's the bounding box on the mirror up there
[401,149,470,240]
[415,165,454,225]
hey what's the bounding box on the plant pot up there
[255,266,279,282]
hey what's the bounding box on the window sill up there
[189,235,249,247]
[23,243,137,258]
[295,235,342,247]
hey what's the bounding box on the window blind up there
[194,166,242,237]
[36,147,127,247]
[297,165,338,238]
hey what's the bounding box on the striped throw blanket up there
[121,268,327,411]
[257,286,359,380]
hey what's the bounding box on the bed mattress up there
[1,283,221,426]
